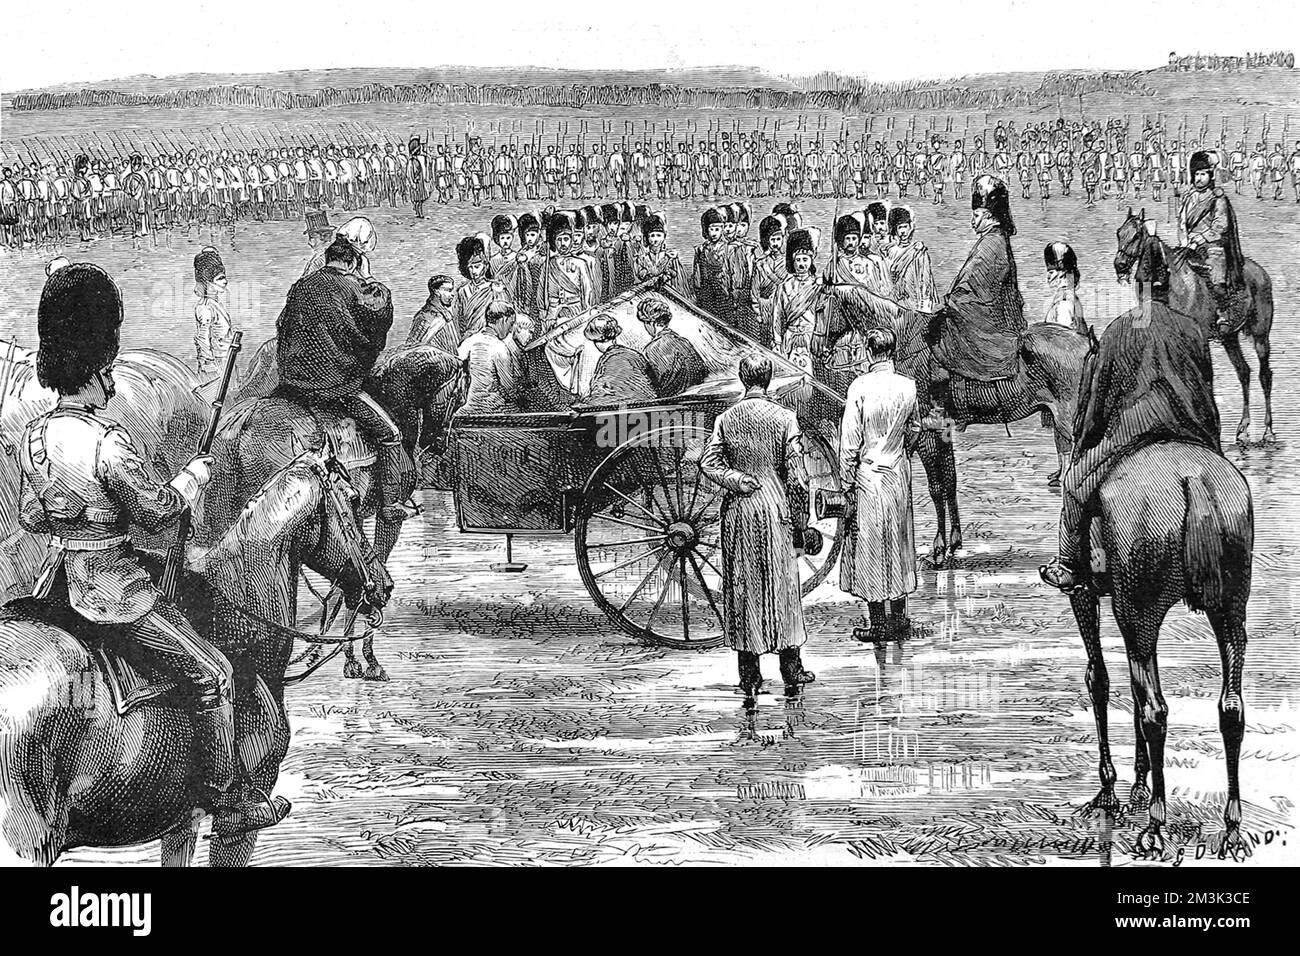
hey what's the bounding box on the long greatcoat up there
[700,392,808,654]
[928,223,1026,381]
[838,360,919,602]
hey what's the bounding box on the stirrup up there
[1039,560,1084,594]
[212,787,292,840]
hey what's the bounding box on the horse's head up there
[1113,207,1148,283]
[301,452,393,621]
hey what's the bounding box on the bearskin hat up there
[887,205,913,236]
[456,234,492,279]
[545,209,579,252]
[865,202,889,231]
[1044,241,1080,284]
[193,247,225,285]
[408,137,422,156]
[632,204,651,227]
[641,213,667,243]
[1189,150,1214,177]
[518,212,542,241]
[735,202,752,225]
[578,205,602,230]
[971,175,1016,235]
[785,227,819,275]
[771,202,801,229]
[37,263,123,395]
[599,202,621,226]
[759,214,786,250]
[700,206,726,238]
[619,201,636,224]
[833,212,863,248]
[491,214,519,239]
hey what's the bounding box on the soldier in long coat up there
[838,329,920,641]
[700,354,815,699]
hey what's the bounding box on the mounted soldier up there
[17,263,290,839]
[923,174,1027,428]
[1178,150,1248,336]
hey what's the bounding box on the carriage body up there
[444,284,846,649]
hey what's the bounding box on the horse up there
[0,453,392,866]
[1113,208,1275,445]
[1068,440,1252,859]
[812,283,1091,566]
[204,337,459,680]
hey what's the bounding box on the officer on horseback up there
[1178,150,1248,336]
[18,263,290,837]
[1040,233,1223,593]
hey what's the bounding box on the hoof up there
[1263,428,1277,446]
[1128,782,1151,813]
[1135,825,1166,859]
[1235,429,1250,447]
[1077,788,1123,818]
[1046,471,1062,489]
[363,664,390,682]
[1217,826,1251,862]
[342,660,365,679]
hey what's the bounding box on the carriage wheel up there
[574,426,843,651]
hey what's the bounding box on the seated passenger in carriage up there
[637,294,708,398]
[407,274,459,353]
[584,314,658,405]
[456,301,528,414]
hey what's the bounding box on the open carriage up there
[442,283,847,650]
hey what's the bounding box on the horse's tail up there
[1182,469,1253,614]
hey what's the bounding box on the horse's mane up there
[214,455,322,556]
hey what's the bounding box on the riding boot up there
[887,597,911,639]
[921,368,953,431]
[377,439,418,521]
[854,602,888,642]
[193,699,237,800]
[1210,281,1242,336]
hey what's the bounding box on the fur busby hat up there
[456,234,492,279]
[578,205,602,230]
[518,212,542,240]
[618,201,636,224]
[408,137,422,156]
[1189,150,1214,177]
[734,202,752,226]
[971,175,1016,235]
[599,202,622,226]
[545,209,579,251]
[700,206,726,238]
[865,202,889,232]
[771,202,801,230]
[632,203,651,226]
[37,263,123,394]
[759,214,786,250]
[491,214,519,240]
[194,247,226,285]
[641,212,667,243]
[1044,241,1080,284]
[833,212,864,248]
[887,205,913,236]
[784,227,820,275]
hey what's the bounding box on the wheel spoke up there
[690,487,724,525]
[626,453,673,522]
[697,551,724,581]
[802,555,820,576]
[685,459,706,518]
[593,544,667,580]
[679,554,690,643]
[644,564,676,630]
[589,534,667,549]
[602,482,662,524]
[590,511,664,535]
[686,551,725,630]
[673,447,686,517]
[647,448,679,520]
[619,549,674,614]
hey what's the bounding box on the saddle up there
[222,391,375,471]
[2,558,219,717]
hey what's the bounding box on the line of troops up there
[404,197,934,380]
[4,116,1300,247]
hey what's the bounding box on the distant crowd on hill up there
[1166,51,1294,71]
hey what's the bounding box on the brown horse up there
[0,454,391,866]
[1069,440,1252,859]
[812,283,1091,565]
[1113,208,1275,445]
[204,337,459,680]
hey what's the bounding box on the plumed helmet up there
[784,227,819,275]
[971,174,1016,235]
[1044,241,1080,283]
[491,213,519,239]
[887,205,914,236]
[641,212,667,243]
[545,209,579,251]
[1189,150,1214,177]
[193,246,226,285]
[456,234,492,279]
[700,205,726,238]
[834,212,864,248]
[759,214,786,250]
[37,263,123,394]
